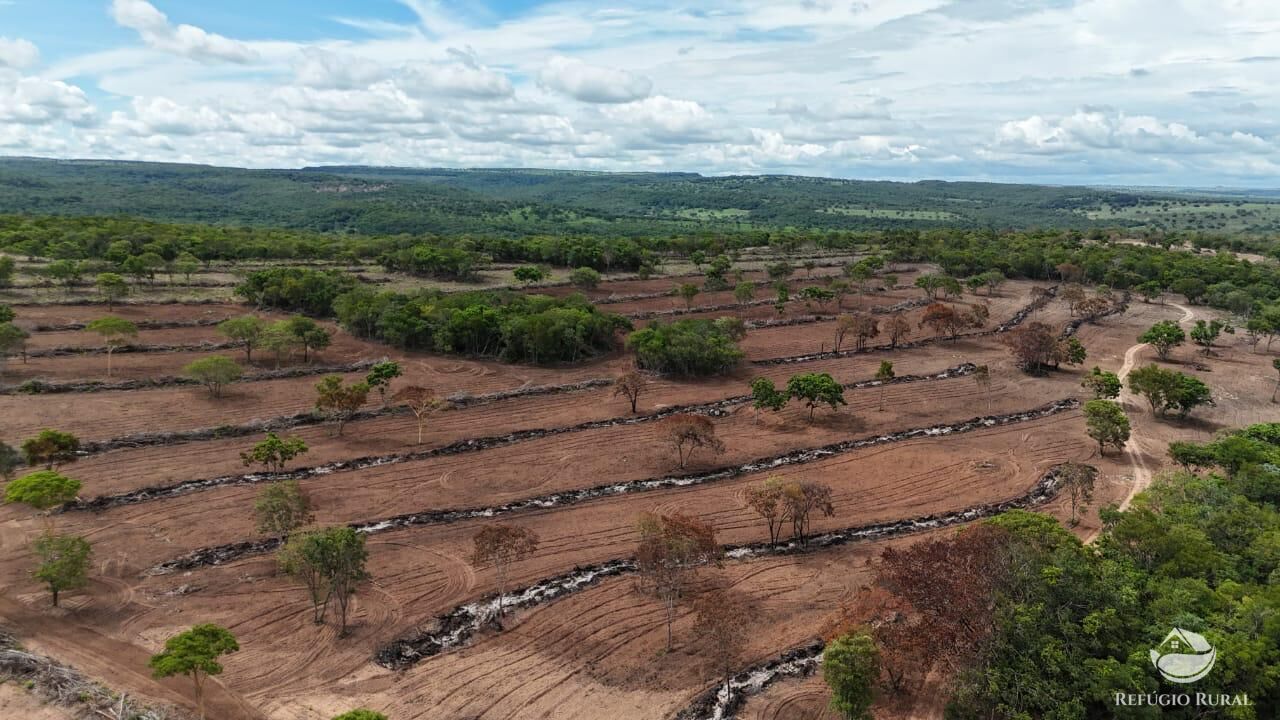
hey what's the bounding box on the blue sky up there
[1,0,1278,186]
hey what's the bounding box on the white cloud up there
[0,37,39,69]
[293,48,386,90]
[110,0,258,64]
[0,73,96,125]
[602,95,719,143]
[538,56,652,103]
[399,49,513,99]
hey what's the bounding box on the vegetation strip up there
[753,286,1057,366]
[31,317,231,332]
[147,397,1076,575]
[674,642,825,720]
[74,365,977,509]
[18,339,242,358]
[375,462,1077,670]
[0,358,385,395]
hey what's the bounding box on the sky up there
[0,0,1278,186]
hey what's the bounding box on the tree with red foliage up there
[1001,321,1059,373]
[634,512,721,651]
[691,586,753,689]
[873,524,1011,689]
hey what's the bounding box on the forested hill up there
[2,156,1279,237]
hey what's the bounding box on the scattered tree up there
[315,375,370,436]
[691,587,753,690]
[633,512,721,651]
[833,314,856,353]
[148,624,239,720]
[786,372,847,421]
[512,265,548,286]
[241,432,308,472]
[1139,320,1185,360]
[919,302,980,341]
[95,272,129,309]
[31,533,91,607]
[470,523,540,618]
[661,414,725,469]
[391,385,447,444]
[218,315,265,364]
[848,313,879,350]
[749,377,788,420]
[973,364,993,409]
[1273,358,1280,403]
[84,316,138,377]
[1127,364,1214,419]
[285,316,332,363]
[365,360,402,407]
[875,360,894,411]
[254,479,313,536]
[885,315,911,348]
[1190,318,1231,355]
[1002,322,1059,373]
[259,321,298,368]
[745,476,787,544]
[823,632,879,720]
[21,429,80,469]
[183,356,242,398]
[0,322,30,371]
[783,480,835,544]
[1056,462,1097,526]
[1083,399,1130,455]
[733,282,755,304]
[1081,366,1121,399]
[278,526,369,635]
[677,283,700,310]
[613,371,647,413]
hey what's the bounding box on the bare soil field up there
[3,269,1274,720]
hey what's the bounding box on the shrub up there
[235,267,357,315]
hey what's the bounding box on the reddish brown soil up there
[3,276,1274,720]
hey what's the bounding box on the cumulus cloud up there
[0,75,96,125]
[539,56,652,104]
[602,95,721,144]
[994,110,1213,155]
[399,49,513,99]
[110,0,258,64]
[293,48,386,90]
[0,37,39,69]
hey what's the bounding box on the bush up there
[335,289,629,364]
[627,319,744,376]
[381,244,488,280]
[235,267,357,315]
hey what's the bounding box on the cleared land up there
[3,267,1276,720]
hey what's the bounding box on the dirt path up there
[1109,302,1197,519]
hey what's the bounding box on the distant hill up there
[2,157,1278,236]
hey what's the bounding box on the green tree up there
[254,479,313,536]
[733,281,755,304]
[365,360,402,407]
[1084,399,1130,455]
[627,319,744,376]
[750,377,788,420]
[148,624,239,720]
[279,526,369,635]
[823,632,879,720]
[174,252,201,282]
[1081,366,1121,399]
[875,360,894,411]
[786,372,847,421]
[85,316,138,377]
[285,316,331,363]
[20,429,80,469]
[512,265,547,286]
[4,470,81,514]
[1138,320,1185,360]
[183,356,242,398]
[1127,364,1214,419]
[259,320,298,368]
[0,256,14,287]
[0,322,30,372]
[676,283,700,310]
[31,533,91,607]
[95,272,129,309]
[241,432,309,472]
[218,315,265,363]
[569,266,601,289]
[315,376,370,436]
[1189,318,1230,355]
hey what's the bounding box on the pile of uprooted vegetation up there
[0,628,187,720]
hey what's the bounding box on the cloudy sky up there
[1,0,1278,186]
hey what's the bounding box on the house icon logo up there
[1150,628,1216,683]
